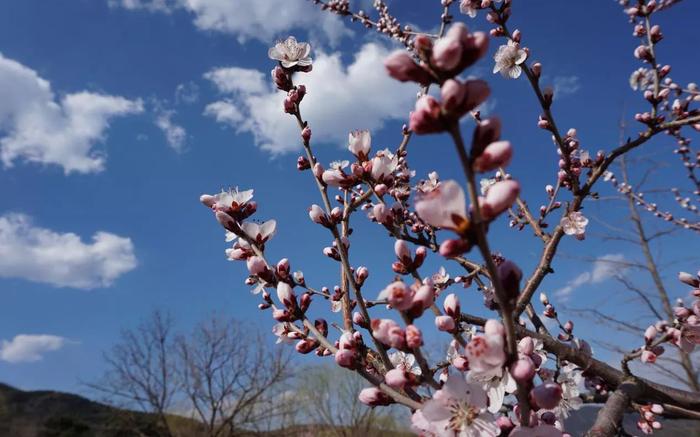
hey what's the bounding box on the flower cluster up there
[196,0,700,434]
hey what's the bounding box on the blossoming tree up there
[200,0,700,435]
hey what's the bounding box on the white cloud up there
[0,334,68,363]
[554,254,627,301]
[175,81,200,104]
[155,109,187,152]
[0,53,143,174]
[553,75,581,99]
[204,43,418,154]
[109,0,350,45]
[0,214,137,289]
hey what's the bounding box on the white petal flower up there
[268,36,312,69]
[389,351,422,375]
[493,41,528,79]
[560,211,588,237]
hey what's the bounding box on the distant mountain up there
[0,382,190,437]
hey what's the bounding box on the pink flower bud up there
[484,319,505,336]
[394,239,412,263]
[295,339,317,354]
[679,271,700,287]
[531,382,563,409]
[641,350,657,363]
[385,368,408,389]
[384,51,432,85]
[358,387,392,406]
[277,258,290,278]
[276,282,296,308]
[406,325,423,348]
[518,337,535,355]
[301,126,312,143]
[373,203,392,224]
[350,312,367,329]
[309,204,329,226]
[435,315,456,332]
[412,284,435,312]
[200,194,216,208]
[379,281,414,311]
[443,293,461,318]
[246,256,266,276]
[432,34,463,71]
[371,319,405,349]
[473,141,513,172]
[409,95,443,134]
[510,357,536,383]
[335,348,356,368]
[481,180,520,220]
[651,404,664,414]
[472,117,501,156]
[313,163,324,180]
[439,238,472,257]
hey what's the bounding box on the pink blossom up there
[370,149,398,181]
[241,220,276,244]
[411,374,498,437]
[465,320,506,379]
[561,211,588,239]
[493,41,527,79]
[268,36,312,69]
[348,130,371,160]
[415,180,468,232]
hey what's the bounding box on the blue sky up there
[0,0,698,396]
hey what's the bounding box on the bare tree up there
[176,315,294,436]
[88,310,177,437]
[295,365,408,437]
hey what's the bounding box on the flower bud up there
[335,348,356,368]
[679,271,700,287]
[358,387,392,406]
[443,293,461,318]
[246,256,266,276]
[406,325,423,348]
[385,368,409,389]
[384,51,432,85]
[432,35,463,71]
[473,141,513,172]
[435,315,456,332]
[481,180,520,220]
[510,357,536,383]
[531,382,563,409]
[301,126,312,143]
[276,282,296,308]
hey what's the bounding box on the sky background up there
[0,0,698,397]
